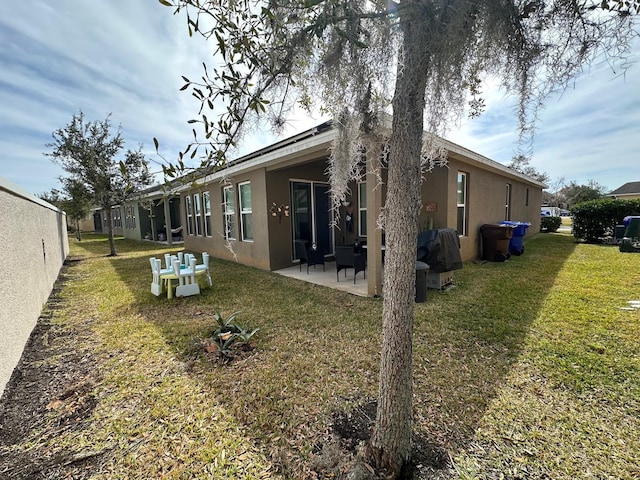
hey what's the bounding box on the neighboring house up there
[124,184,183,244]
[76,215,96,232]
[607,181,640,200]
[92,184,183,245]
[64,212,95,233]
[178,121,545,296]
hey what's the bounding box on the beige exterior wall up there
[180,129,338,271]
[183,157,335,272]
[420,165,450,230]
[266,158,329,270]
[420,157,542,262]
[0,178,69,395]
[182,152,543,270]
[445,155,542,260]
[177,128,544,280]
[183,168,272,270]
[68,214,95,232]
[611,194,640,200]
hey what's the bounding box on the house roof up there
[440,137,547,189]
[608,181,640,196]
[180,120,547,190]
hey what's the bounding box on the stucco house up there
[607,181,640,200]
[177,121,545,296]
[91,184,183,245]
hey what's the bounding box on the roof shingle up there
[609,181,640,195]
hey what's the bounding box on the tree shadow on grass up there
[410,232,578,452]
[94,232,579,478]
[67,233,170,257]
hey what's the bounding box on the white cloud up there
[0,1,638,196]
[447,51,640,191]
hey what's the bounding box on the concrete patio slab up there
[274,261,369,297]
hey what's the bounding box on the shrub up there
[571,198,640,243]
[540,216,562,233]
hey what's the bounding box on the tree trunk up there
[366,7,428,478]
[106,207,117,256]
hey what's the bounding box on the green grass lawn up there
[14,232,640,478]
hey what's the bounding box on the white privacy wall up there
[0,177,69,396]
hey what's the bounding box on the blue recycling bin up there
[500,221,531,255]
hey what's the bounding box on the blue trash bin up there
[500,221,531,255]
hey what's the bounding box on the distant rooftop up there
[608,181,640,196]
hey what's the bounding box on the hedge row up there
[571,199,640,243]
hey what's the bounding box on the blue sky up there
[1,1,638,197]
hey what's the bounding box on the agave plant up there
[235,325,260,345]
[204,308,259,359]
[211,308,242,335]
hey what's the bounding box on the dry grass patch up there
[2,232,638,479]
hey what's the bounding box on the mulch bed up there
[0,260,105,480]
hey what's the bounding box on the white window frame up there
[239,181,253,241]
[203,191,212,237]
[113,207,122,228]
[193,193,202,236]
[457,172,468,236]
[223,185,236,240]
[358,181,367,237]
[185,196,193,235]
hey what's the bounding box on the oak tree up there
[47,111,153,255]
[159,0,638,476]
[41,178,93,241]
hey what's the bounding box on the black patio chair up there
[296,240,325,273]
[335,245,366,283]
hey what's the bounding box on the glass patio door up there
[291,181,332,260]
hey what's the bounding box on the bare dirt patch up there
[0,260,105,480]
[313,399,450,479]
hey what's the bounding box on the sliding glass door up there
[291,181,332,260]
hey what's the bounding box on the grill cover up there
[417,228,463,273]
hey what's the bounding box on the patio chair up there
[335,245,366,283]
[164,253,178,270]
[296,240,325,273]
[184,252,196,266]
[150,257,176,297]
[172,257,200,297]
[195,252,213,287]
